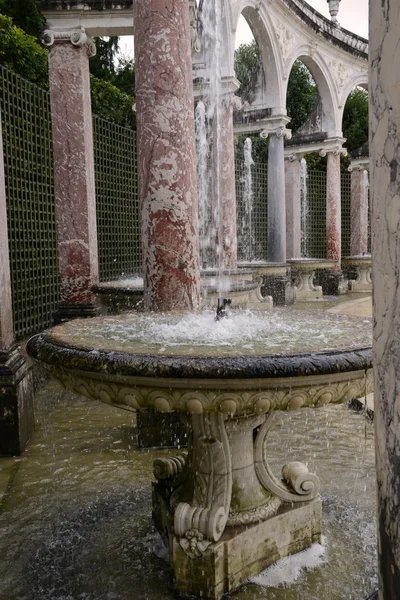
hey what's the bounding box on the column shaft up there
[370,0,400,596]
[267,135,286,263]
[326,152,341,264]
[48,41,99,313]
[0,109,34,456]
[135,0,200,311]
[285,157,302,259]
[350,168,369,256]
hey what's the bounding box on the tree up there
[0,0,44,37]
[0,15,48,88]
[342,87,368,154]
[234,40,259,104]
[89,36,120,82]
[286,61,318,132]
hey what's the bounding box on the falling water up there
[198,0,229,296]
[300,157,310,257]
[240,137,255,261]
[195,100,211,268]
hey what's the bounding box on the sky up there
[118,0,369,60]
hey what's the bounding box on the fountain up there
[26,0,373,598]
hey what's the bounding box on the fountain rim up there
[26,332,372,380]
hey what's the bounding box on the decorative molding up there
[41,27,96,56]
[227,496,281,526]
[261,126,292,140]
[254,413,321,503]
[41,363,374,417]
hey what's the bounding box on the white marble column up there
[349,163,369,256]
[262,127,291,263]
[285,154,302,259]
[0,109,13,351]
[42,28,99,319]
[370,0,400,596]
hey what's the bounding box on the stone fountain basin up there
[27,310,373,416]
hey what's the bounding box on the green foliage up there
[0,15,48,88]
[236,134,268,164]
[0,0,44,37]
[286,61,318,132]
[113,55,135,97]
[234,40,259,103]
[342,87,368,154]
[89,36,120,81]
[90,75,136,130]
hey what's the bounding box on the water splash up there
[240,137,255,261]
[195,100,212,268]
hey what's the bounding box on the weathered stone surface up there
[370,0,400,596]
[326,151,341,264]
[285,156,302,260]
[135,0,200,312]
[0,347,34,456]
[267,132,287,263]
[350,167,369,256]
[47,37,99,314]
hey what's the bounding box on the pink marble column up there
[0,109,34,456]
[134,0,200,312]
[0,110,13,351]
[285,155,302,259]
[350,167,369,256]
[326,151,341,265]
[220,97,237,270]
[43,29,99,317]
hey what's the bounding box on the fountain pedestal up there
[288,259,338,301]
[342,256,372,293]
[152,412,322,599]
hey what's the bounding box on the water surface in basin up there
[50,308,372,357]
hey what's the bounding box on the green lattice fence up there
[235,159,268,261]
[341,171,351,257]
[0,66,59,339]
[305,169,327,258]
[93,115,141,281]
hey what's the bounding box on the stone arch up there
[233,0,283,108]
[284,48,339,135]
[339,74,368,124]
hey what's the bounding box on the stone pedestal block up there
[261,272,294,306]
[0,347,34,456]
[154,480,321,600]
[319,269,348,296]
[136,410,187,449]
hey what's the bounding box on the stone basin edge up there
[26,332,373,380]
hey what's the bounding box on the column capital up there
[319,137,347,157]
[348,158,370,172]
[286,152,304,162]
[261,125,292,141]
[41,27,96,57]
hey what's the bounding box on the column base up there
[260,272,294,306]
[0,346,34,456]
[55,302,102,323]
[153,481,321,599]
[318,270,348,295]
[136,410,187,449]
